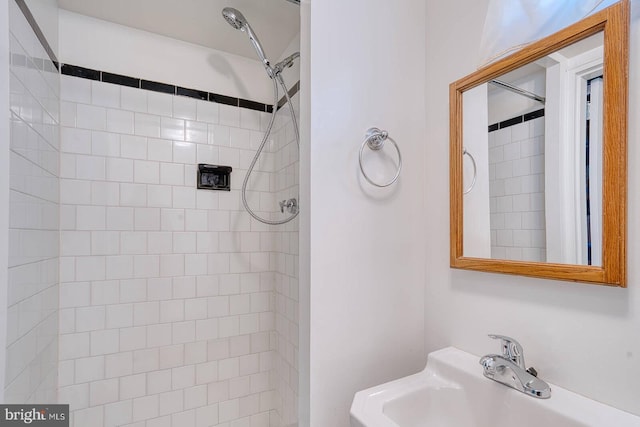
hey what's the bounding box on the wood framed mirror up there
[450,0,628,286]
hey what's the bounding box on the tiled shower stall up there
[5,1,300,426]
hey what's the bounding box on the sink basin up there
[350,347,640,427]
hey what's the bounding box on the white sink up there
[350,347,640,427]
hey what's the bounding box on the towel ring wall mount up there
[359,127,402,188]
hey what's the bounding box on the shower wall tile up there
[58,75,283,427]
[5,0,60,404]
[488,117,546,262]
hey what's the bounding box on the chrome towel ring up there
[359,127,402,188]
[463,147,477,194]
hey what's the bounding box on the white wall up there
[306,0,427,425]
[425,0,640,416]
[59,10,274,104]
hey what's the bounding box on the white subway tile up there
[196,144,218,164]
[92,81,120,108]
[230,128,252,149]
[61,75,91,103]
[172,187,196,208]
[121,86,147,113]
[147,184,173,207]
[77,104,107,131]
[240,109,261,131]
[172,409,196,426]
[197,100,219,124]
[120,326,147,352]
[159,254,185,277]
[161,209,185,231]
[219,105,240,127]
[173,232,196,253]
[132,394,159,422]
[160,300,184,323]
[133,348,159,373]
[120,183,147,207]
[209,124,230,146]
[172,364,195,389]
[147,277,173,300]
[76,306,106,332]
[120,374,147,400]
[147,369,172,395]
[159,163,184,186]
[91,280,120,306]
[90,378,119,406]
[134,207,160,231]
[120,279,147,303]
[185,254,208,276]
[147,91,173,117]
[61,127,91,154]
[172,321,196,344]
[219,317,239,339]
[161,117,185,140]
[173,141,196,164]
[133,160,159,184]
[106,157,134,182]
[173,96,197,121]
[60,101,76,127]
[106,206,134,230]
[186,121,208,143]
[59,282,90,309]
[159,345,184,369]
[147,138,173,162]
[185,385,208,410]
[135,113,161,138]
[60,179,91,205]
[207,380,229,404]
[91,181,120,206]
[120,232,147,255]
[159,390,184,416]
[147,232,173,254]
[75,355,105,383]
[184,341,207,364]
[76,256,106,281]
[90,329,120,356]
[107,108,135,134]
[147,323,172,348]
[134,255,160,277]
[104,400,133,427]
[61,231,90,256]
[75,154,106,181]
[121,134,148,159]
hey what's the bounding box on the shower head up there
[222,7,247,30]
[222,7,271,73]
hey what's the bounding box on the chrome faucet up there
[479,335,551,399]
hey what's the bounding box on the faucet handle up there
[488,334,526,369]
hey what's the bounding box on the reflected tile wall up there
[488,117,546,262]
[6,0,60,404]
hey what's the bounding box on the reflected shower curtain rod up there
[489,79,546,104]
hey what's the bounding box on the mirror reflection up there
[462,32,604,266]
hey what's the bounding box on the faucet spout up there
[480,354,551,399]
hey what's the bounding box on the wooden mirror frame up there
[450,0,629,286]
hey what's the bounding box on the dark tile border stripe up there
[488,108,545,133]
[61,63,301,114]
[13,0,59,69]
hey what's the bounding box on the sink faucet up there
[479,335,551,399]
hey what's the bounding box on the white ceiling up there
[57,0,300,61]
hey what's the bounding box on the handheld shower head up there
[222,7,247,30]
[221,7,271,74]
